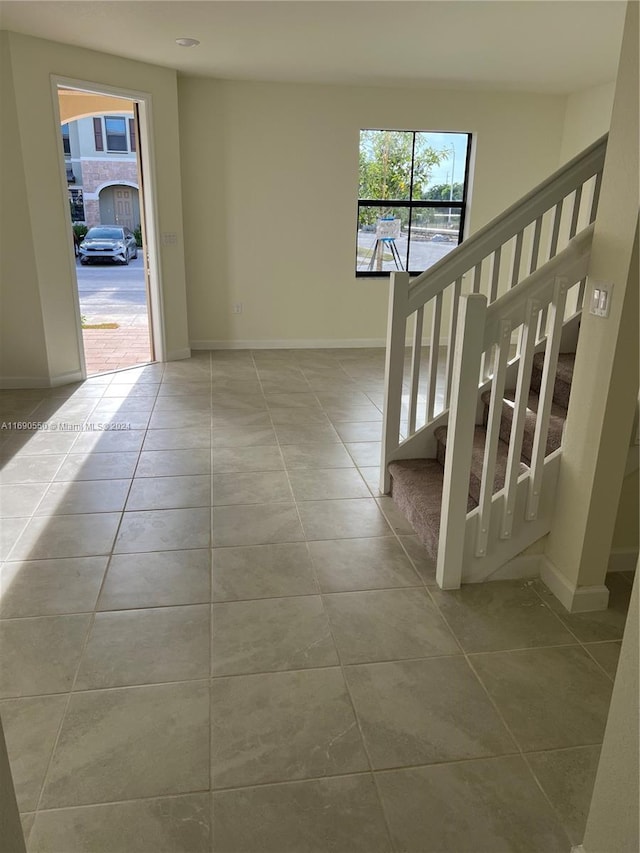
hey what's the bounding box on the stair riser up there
[388,354,574,569]
[494,407,564,464]
[388,458,476,560]
[436,433,510,505]
[530,354,574,409]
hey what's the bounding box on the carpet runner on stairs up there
[388,352,576,559]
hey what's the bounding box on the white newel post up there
[436,293,487,589]
[380,272,410,493]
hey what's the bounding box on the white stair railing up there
[437,225,593,587]
[381,134,607,492]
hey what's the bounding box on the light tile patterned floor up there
[0,349,633,852]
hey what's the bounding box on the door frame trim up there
[51,74,167,373]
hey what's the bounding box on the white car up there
[79,226,138,265]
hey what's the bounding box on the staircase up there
[389,352,575,562]
[380,135,607,590]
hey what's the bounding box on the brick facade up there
[83,199,101,228]
[81,160,139,195]
[79,160,139,227]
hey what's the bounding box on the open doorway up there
[56,84,157,376]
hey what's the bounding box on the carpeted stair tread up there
[388,350,575,559]
[480,389,566,463]
[530,352,575,409]
[388,459,477,558]
[434,425,528,505]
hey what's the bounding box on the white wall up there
[546,0,639,598]
[560,81,615,164]
[0,31,190,385]
[0,31,49,384]
[179,78,566,347]
[612,468,639,554]
[581,571,638,853]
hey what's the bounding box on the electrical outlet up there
[232,303,243,314]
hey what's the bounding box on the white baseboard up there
[49,370,84,387]
[0,370,84,389]
[190,338,387,350]
[190,337,449,351]
[0,376,51,389]
[607,548,639,573]
[540,558,610,613]
[166,348,192,361]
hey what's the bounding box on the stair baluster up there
[408,305,424,434]
[444,277,463,408]
[475,320,511,557]
[437,293,487,589]
[426,292,443,422]
[526,277,569,519]
[381,271,409,493]
[501,298,539,539]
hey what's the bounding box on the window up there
[92,115,135,154]
[61,123,71,156]
[104,116,128,152]
[93,117,104,151]
[68,188,85,222]
[128,118,137,152]
[356,129,471,276]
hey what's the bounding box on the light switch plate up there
[589,281,613,318]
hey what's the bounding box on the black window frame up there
[356,129,472,278]
[104,116,129,153]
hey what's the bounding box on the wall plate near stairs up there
[589,281,613,318]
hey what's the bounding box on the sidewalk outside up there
[77,256,152,374]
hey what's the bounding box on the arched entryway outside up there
[98,183,141,232]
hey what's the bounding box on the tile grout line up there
[217,350,396,849]
[414,577,585,846]
[463,648,584,846]
[29,366,162,820]
[528,580,620,683]
[2,352,627,846]
[282,354,398,852]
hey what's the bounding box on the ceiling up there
[0,1,626,94]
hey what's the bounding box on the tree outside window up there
[357,129,471,276]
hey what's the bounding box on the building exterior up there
[62,113,140,230]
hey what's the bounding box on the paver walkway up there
[77,257,152,375]
[82,326,151,374]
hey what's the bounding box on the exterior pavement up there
[76,256,152,374]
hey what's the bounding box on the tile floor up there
[0,348,633,853]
